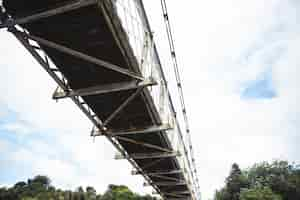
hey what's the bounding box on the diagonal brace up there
[10,27,104,128]
[115,136,173,153]
[103,87,143,127]
[150,174,184,183]
[10,30,143,80]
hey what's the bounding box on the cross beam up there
[144,181,187,187]
[53,78,157,99]
[150,174,184,183]
[92,124,172,137]
[0,0,98,29]
[166,198,191,200]
[10,30,143,80]
[132,169,183,176]
[162,192,190,199]
[115,151,179,160]
[115,136,173,153]
[169,191,191,195]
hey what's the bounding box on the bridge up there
[0,0,200,199]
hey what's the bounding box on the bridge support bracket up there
[53,78,157,100]
[92,124,172,137]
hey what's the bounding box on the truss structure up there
[0,0,201,199]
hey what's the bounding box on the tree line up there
[0,175,157,200]
[214,160,300,200]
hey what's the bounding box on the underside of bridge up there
[1,0,198,199]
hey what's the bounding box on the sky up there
[0,0,299,200]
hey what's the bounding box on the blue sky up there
[1,0,300,200]
[241,68,277,99]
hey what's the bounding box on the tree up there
[247,161,300,200]
[214,161,300,200]
[240,186,282,200]
[30,175,51,188]
[224,163,249,200]
[0,175,157,200]
[86,186,97,200]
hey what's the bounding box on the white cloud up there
[1,121,35,135]
[144,0,300,199]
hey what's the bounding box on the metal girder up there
[132,169,183,176]
[162,192,190,199]
[140,157,166,171]
[115,136,173,153]
[155,190,191,198]
[53,78,157,100]
[150,174,184,183]
[10,28,103,128]
[170,191,191,195]
[10,30,143,80]
[166,198,191,200]
[92,124,172,137]
[144,181,187,187]
[0,0,98,29]
[115,151,179,160]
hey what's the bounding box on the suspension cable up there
[160,0,201,198]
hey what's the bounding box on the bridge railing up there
[114,0,200,199]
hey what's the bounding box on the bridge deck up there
[3,0,191,199]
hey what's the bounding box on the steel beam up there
[92,124,172,137]
[10,27,104,129]
[140,157,166,171]
[144,181,187,187]
[162,192,189,199]
[115,136,173,153]
[0,0,98,29]
[150,174,184,183]
[115,151,179,160]
[166,198,191,200]
[103,88,143,127]
[170,191,191,195]
[53,78,156,100]
[10,30,143,80]
[132,169,183,176]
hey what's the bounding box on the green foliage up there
[240,186,282,200]
[0,176,156,200]
[214,160,300,200]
